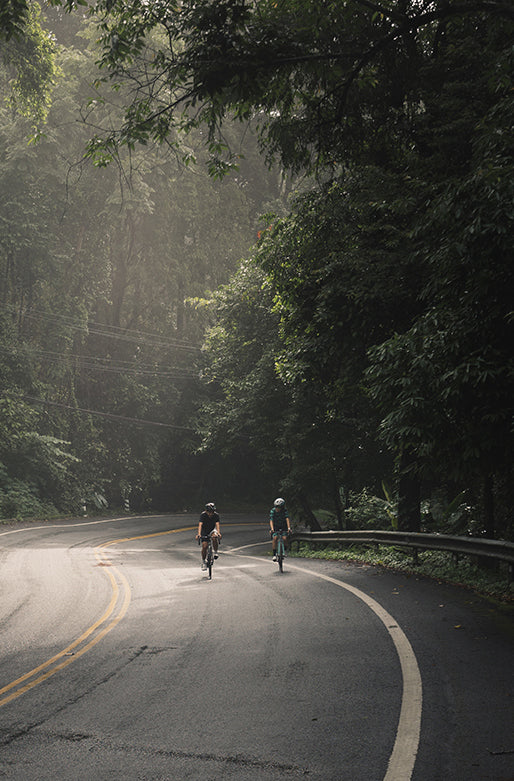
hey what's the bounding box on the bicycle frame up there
[200,533,216,579]
[272,531,287,572]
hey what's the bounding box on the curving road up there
[0,514,512,780]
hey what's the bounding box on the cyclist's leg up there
[276,534,284,569]
[282,532,288,554]
[206,539,214,577]
[201,538,208,568]
[211,531,219,556]
[275,531,286,554]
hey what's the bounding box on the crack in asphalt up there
[1,726,311,775]
[0,645,151,748]
[1,645,308,777]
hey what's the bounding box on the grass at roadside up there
[291,543,514,604]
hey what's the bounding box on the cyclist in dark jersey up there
[196,502,221,570]
[269,497,291,561]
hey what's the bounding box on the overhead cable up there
[22,395,196,431]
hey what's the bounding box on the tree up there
[2,0,512,533]
[26,1,511,172]
[1,2,57,126]
[252,169,425,527]
[0,9,284,517]
[198,261,294,509]
[367,84,514,537]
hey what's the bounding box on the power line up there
[0,344,199,379]
[23,396,197,432]
[0,304,202,352]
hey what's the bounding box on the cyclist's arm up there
[215,521,221,538]
[286,515,291,532]
[196,520,203,538]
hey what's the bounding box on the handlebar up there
[197,533,221,543]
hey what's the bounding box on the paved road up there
[0,514,512,780]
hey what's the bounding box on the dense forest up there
[1,1,512,541]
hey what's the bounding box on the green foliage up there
[247,171,420,512]
[20,0,511,176]
[0,8,289,517]
[1,3,58,124]
[198,253,377,523]
[293,543,514,603]
[421,491,476,537]
[366,96,514,504]
[0,390,79,513]
[1,0,512,534]
[363,20,513,508]
[343,488,397,531]
[198,260,288,487]
[0,479,59,521]
[194,4,513,532]
[0,0,30,40]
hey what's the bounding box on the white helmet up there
[274,498,285,508]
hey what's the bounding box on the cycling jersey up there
[270,507,289,531]
[199,510,219,536]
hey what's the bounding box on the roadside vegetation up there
[1,2,512,544]
[290,494,514,603]
[291,544,514,605]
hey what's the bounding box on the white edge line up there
[226,546,422,781]
[0,515,167,537]
[2,523,422,780]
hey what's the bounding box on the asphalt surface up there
[0,514,512,780]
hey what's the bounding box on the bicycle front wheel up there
[277,538,284,572]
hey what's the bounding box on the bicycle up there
[199,533,217,579]
[271,530,289,572]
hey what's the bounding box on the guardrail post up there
[412,547,419,565]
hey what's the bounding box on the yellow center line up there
[0,569,119,703]
[0,524,196,708]
[96,525,197,551]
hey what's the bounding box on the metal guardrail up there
[290,530,514,581]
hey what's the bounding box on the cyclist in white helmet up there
[196,502,221,570]
[269,497,291,561]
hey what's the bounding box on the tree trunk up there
[483,474,495,539]
[297,491,322,531]
[397,447,421,532]
[477,474,497,572]
[333,476,345,530]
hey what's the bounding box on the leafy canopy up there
[5,0,507,172]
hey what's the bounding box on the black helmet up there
[274,497,285,508]
[205,502,216,512]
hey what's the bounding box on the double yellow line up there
[0,525,194,708]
